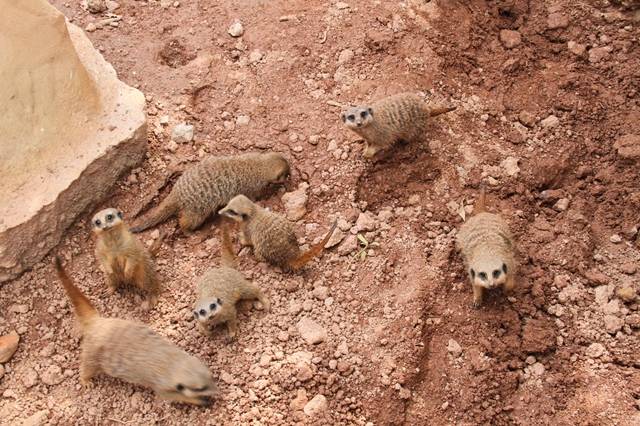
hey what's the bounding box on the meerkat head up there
[468,254,509,290]
[341,106,374,130]
[92,208,124,233]
[262,152,290,184]
[193,297,223,323]
[219,195,256,223]
[163,357,217,406]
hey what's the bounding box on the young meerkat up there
[93,207,162,309]
[130,152,290,234]
[456,189,517,308]
[341,92,456,158]
[193,220,270,339]
[53,257,217,406]
[219,195,337,271]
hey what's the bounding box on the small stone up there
[22,368,39,388]
[308,135,320,145]
[518,111,536,127]
[0,331,19,363]
[499,30,522,49]
[399,387,411,400]
[540,115,559,128]
[165,140,178,153]
[228,21,244,37]
[296,362,313,382]
[354,212,376,232]
[604,315,624,334]
[297,318,327,345]
[585,343,605,358]
[441,401,449,410]
[447,339,462,357]
[235,115,250,126]
[324,229,345,248]
[585,270,609,286]
[171,123,194,143]
[500,156,520,177]
[335,2,349,9]
[553,198,570,212]
[87,0,107,13]
[337,234,358,256]
[312,286,329,300]
[616,286,636,303]
[159,115,169,125]
[249,50,263,63]
[105,0,120,11]
[337,49,354,64]
[621,263,637,275]
[530,362,545,376]
[20,410,49,426]
[547,12,569,29]
[609,234,622,244]
[277,331,290,342]
[588,47,610,64]
[567,41,586,56]
[281,183,309,221]
[290,389,308,411]
[304,394,328,417]
[85,23,98,32]
[41,365,64,386]
[525,356,536,365]
[614,134,640,160]
[9,304,29,314]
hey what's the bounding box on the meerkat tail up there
[53,256,98,328]
[220,220,237,268]
[130,193,179,233]
[475,187,487,214]
[289,221,337,270]
[428,105,456,117]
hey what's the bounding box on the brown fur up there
[341,92,456,158]
[53,256,216,406]
[219,195,337,271]
[92,208,160,309]
[130,152,290,233]
[456,191,516,307]
[193,221,270,339]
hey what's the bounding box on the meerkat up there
[130,152,290,234]
[341,92,456,158]
[53,256,216,406]
[193,221,270,339]
[219,195,337,271]
[92,208,161,309]
[456,189,517,308]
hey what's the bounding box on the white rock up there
[500,156,520,177]
[585,342,605,358]
[296,361,313,382]
[447,339,462,357]
[235,115,250,126]
[297,317,327,345]
[604,315,624,334]
[609,234,622,243]
[228,21,244,37]
[248,50,263,63]
[304,394,328,417]
[171,123,194,143]
[312,286,329,300]
[530,362,545,376]
[553,198,569,212]
[87,0,107,13]
[337,49,354,64]
[540,115,559,128]
[281,183,309,221]
[354,212,376,232]
[335,2,349,9]
[324,229,345,248]
[41,365,64,386]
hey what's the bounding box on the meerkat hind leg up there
[178,209,208,233]
[79,352,100,385]
[504,274,515,293]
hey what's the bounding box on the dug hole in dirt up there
[1,0,639,425]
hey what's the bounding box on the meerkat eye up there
[470,269,475,279]
[106,214,114,222]
[502,263,508,273]
[94,219,101,226]
[209,303,216,310]
[199,309,206,316]
[117,211,123,219]
[493,269,501,279]
[176,384,185,392]
[478,272,488,281]
[360,110,368,118]
[347,114,355,121]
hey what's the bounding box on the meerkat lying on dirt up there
[219,195,336,271]
[92,208,162,309]
[341,92,455,158]
[193,221,270,339]
[53,257,217,406]
[456,189,517,307]
[131,152,290,233]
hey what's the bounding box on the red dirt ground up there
[1,0,639,425]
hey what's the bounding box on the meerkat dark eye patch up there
[117,211,123,219]
[217,298,222,305]
[106,214,114,221]
[176,384,184,392]
[502,263,507,273]
[478,272,488,281]
[470,268,475,279]
[209,303,216,310]
[94,219,101,226]
[347,114,355,121]
[493,269,501,279]
[199,309,206,316]
[360,110,367,118]
[241,213,248,220]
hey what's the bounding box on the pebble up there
[105,0,120,12]
[165,140,178,153]
[281,183,309,221]
[616,286,636,303]
[0,331,20,363]
[547,12,569,29]
[235,115,250,126]
[567,41,586,56]
[325,229,346,248]
[530,362,545,376]
[249,50,263,63]
[41,365,64,386]
[290,389,308,411]
[277,331,290,342]
[228,21,244,37]
[614,134,640,160]
[354,212,376,232]
[296,361,313,382]
[500,156,520,177]
[22,368,39,388]
[335,2,350,9]
[338,49,354,64]
[553,198,570,212]
[447,339,462,357]
[304,394,328,417]
[604,315,624,334]
[518,111,536,127]
[585,342,605,358]
[297,318,327,345]
[525,356,536,365]
[540,115,559,128]
[609,234,622,244]
[171,123,194,143]
[588,47,611,64]
[499,30,522,49]
[87,0,107,13]
[9,304,29,314]
[312,286,329,300]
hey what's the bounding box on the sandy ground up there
[1,0,639,425]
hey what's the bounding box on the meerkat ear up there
[368,107,373,117]
[341,113,346,123]
[502,263,508,273]
[117,211,123,219]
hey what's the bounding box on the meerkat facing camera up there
[219,195,336,271]
[92,208,161,309]
[341,92,455,158]
[456,189,517,307]
[193,220,270,339]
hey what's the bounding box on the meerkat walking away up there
[93,208,161,309]
[219,195,337,271]
[53,257,217,406]
[130,152,290,233]
[456,189,517,308]
[341,92,456,158]
[193,221,270,339]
